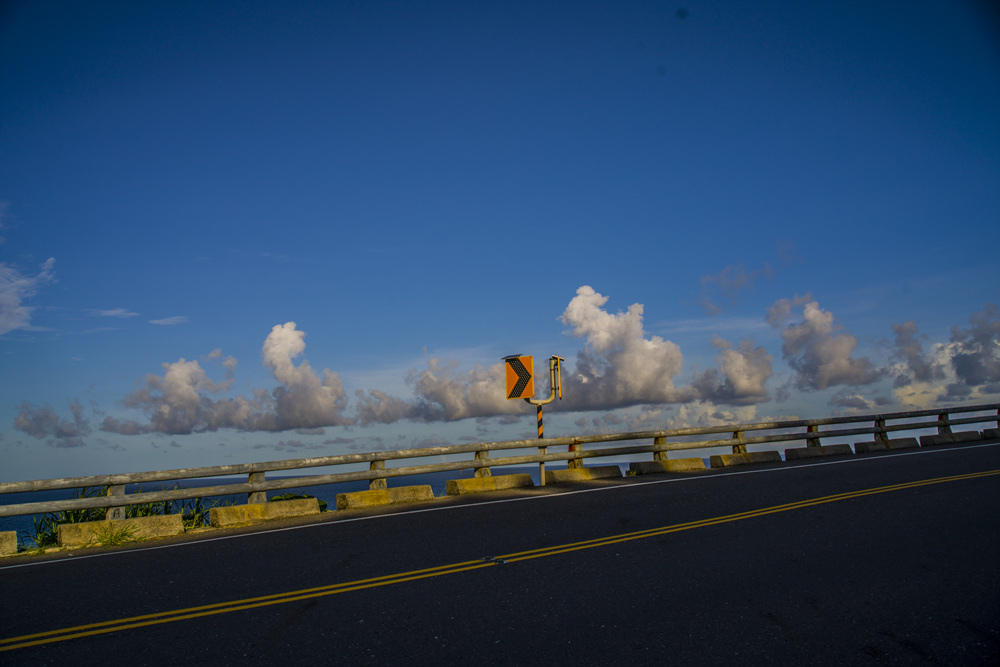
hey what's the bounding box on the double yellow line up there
[4,468,997,652]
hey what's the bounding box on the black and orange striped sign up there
[504,355,534,400]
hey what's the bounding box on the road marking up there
[3,467,997,652]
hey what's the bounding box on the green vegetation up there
[20,485,224,551]
[90,521,139,547]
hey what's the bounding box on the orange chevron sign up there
[504,355,534,400]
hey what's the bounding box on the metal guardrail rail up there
[1,403,997,519]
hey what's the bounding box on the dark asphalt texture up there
[2,441,998,665]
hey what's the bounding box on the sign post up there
[504,354,563,485]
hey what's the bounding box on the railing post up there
[568,439,583,469]
[106,484,125,520]
[248,471,266,504]
[937,412,952,436]
[875,416,888,444]
[474,449,492,477]
[806,424,821,447]
[995,408,999,429]
[653,436,668,461]
[732,430,747,454]
[369,459,387,490]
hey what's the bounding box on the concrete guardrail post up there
[653,436,667,461]
[568,439,583,469]
[475,449,492,477]
[369,460,387,490]
[732,430,747,454]
[248,471,266,504]
[806,424,821,447]
[106,484,125,520]
[875,417,888,444]
[937,413,952,436]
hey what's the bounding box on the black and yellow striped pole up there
[504,354,563,486]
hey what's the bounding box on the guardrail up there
[1,403,998,519]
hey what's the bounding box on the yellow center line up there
[4,468,997,652]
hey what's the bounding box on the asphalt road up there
[2,441,998,665]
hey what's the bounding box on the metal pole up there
[537,404,546,486]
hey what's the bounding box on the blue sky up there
[1,0,998,482]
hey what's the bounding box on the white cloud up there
[691,336,773,405]
[149,316,188,325]
[89,308,138,318]
[258,322,351,430]
[559,285,692,410]
[890,304,1000,407]
[0,257,55,335]
[102,322,352,435]
[767,296,880,390]
[663,401,760,429]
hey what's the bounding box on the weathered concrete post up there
[369,459,387,490]
[806,424,821,447]
[937,412,952,436]
[653,435,668,461]
[106,484,125,520]
[474,448,492,477]
[568,439,583,469]
[875,416,889,444]
[732,430,747,454]
[248,471,266,504]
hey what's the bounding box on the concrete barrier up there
[709,451,782,468]
[784,444,854,460]
[983,428,1000,440]
[629,458,706,474]
[210,497,320,528]
[919,431,983,447]
[58,514,185,548]
[336,485,434,510]
[1,531,16,556]
[446,474,534,495]
[544,466,622,484]
[854,437,919,453]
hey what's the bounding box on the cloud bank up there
[13,286,1000,445]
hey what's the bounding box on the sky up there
[1,0,998,482]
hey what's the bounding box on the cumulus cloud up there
[891,304,1000,407]
[101,322,351,435]
[948,304,1000,390]
[691,336,772,404]
[259,322,350,430]
[14,398,90,447]
[63,289,1000,444]
[0,257,55,335]
[890,321,944,385]
[767,296,880,391]
[559,286,692,410]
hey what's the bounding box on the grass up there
[20,485,225,551]
[90,521,139,547]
